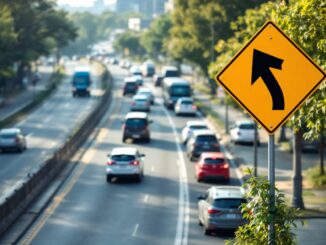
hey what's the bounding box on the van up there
[72,66,92,97]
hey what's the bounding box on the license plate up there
[226,213,237,219]
[132,134,140,138]
[202,145,210,149]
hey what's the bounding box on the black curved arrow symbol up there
[252,49,284,110]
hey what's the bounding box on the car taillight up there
[192,105,197,110]
[221,163,229,169]
[107,160,115,165]
[208,208,221,214]
[130,160,140,165]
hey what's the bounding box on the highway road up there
[0,61,103,197]
[14,64,241,245]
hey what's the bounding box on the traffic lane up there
[25,67,182,245]
[146,82,241,243]
[0,62,102,196]
[164,108,241,244]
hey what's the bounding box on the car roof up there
[186,121,207,127]
[110,147,138,156]
[0,128,21,134]
[124,77,137,83]
[125,112,148,119]
[133,75,142,79]
[163,77,190,86]
[210,186,245,199]
[74,66,91,73]
[137,87,151,93]
[200,152,225,159]
[192,129,215,137]
[163,65,178,71]
[133,94,148,100]
[236,120,254,126]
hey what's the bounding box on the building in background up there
[116,0,168,18]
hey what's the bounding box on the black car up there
[123,77,138,96]
[122,112,152,143]
[186,129,221,161]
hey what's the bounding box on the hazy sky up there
[57,0,116,7]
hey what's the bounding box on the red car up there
[195,152,230,182]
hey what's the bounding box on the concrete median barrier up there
[0,63,113,237]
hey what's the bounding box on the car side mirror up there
[140,153,145,157]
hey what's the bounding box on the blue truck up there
[72,66,92,97]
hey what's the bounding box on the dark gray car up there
[122,112,152,143]
[197,186,247,235]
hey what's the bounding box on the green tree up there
[0,3,17,78]
[113,31,145,58]
[226,169,301,245]
[168,0,268,74]
[140,14,172,60]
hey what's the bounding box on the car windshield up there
[165,70,179,77]
[213,198,246,209]
[171,86,190,96]
[204,158,225,164]
[181,100,192,105]
[126,119,146,126]
[111,155,135,161]
[190,125,207,130]
[0,133,16,139]
[239,124,255,130]
[196,135,217,143]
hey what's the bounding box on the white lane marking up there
[144,194,149,203]
[26,133,33,138]
[132,224,139,237]
[151,166,155,172]
[161,106,189,245]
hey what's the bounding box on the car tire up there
[136,175,142,182]
[203,227,212,236]
[122,137,126,143]
[106,175,112,183]
[144,137,151,143]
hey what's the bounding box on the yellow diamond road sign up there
[215,21,325,134]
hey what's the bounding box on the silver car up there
[106,147,145,182]
[0,128,27,153]
[136,87,154,105]
[197,186,247,235]
[130,94,151,112]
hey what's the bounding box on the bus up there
[162,77,191,109]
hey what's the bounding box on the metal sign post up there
[268,135,275,245]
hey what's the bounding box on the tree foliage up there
[140,14,172,60]
[226,169,301,245]
[168,0,268,73]
[0,0,76,84]
[113,31,145,58]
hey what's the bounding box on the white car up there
[181,121,208,144]
[174,97,197,116]
[136,87,154,104]
[106,147,145,182]
[230,120,260,145]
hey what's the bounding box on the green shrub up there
[305,165,326,188]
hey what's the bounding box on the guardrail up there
[0,63,113,236]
